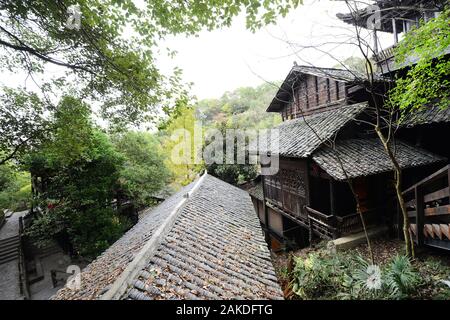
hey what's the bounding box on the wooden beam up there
[403,165,449,195]
[329,180,335,215]
[392,18,398,44]
[415,187,425,246]
[448,165,450,203]
[424,187,449,203]
[424,204,450,216]
[326,78,331,103]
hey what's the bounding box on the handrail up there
[373,45,396,62]
[305,206,334,220]
[403,165,449,194]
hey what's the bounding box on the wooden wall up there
[281,74,347,120]
[263,157,309,220]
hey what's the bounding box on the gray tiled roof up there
[52,182,196,300]
[400,105,450,127]
[250,103,368,158]
[124,174,282,300]
[247,182,264,201]
[312,138,446,180]
[53,174,282,300]
[292,65,363,82]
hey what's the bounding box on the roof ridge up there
[99,171,208,300]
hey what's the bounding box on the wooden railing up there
[403,165,450,249]
[305,206,377,240]
[305,206,338,239]
[373,45,396,63]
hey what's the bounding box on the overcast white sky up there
[159,0,394,100]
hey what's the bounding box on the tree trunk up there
[375,128,414,258]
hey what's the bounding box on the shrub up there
[290,249,427,300]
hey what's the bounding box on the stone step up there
[0,244,19,256]
[0,250,19,265]
[330,226,389,251]
[0,235,20,246]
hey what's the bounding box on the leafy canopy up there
[390,8,450,113]
[0,0,302,126]
[113,131,170,207]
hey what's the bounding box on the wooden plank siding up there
[281,74,348,119]
[263,158,310,222]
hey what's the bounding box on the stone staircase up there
[0,235,21,265]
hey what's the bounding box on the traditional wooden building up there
[337,0,450,250]
[248,1,450,252]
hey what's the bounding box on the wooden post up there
[415,186,424,247]
[447,166,450,203]
[392,18,398,44]
[308,217,313,246]
[329,180,335,215]
[261,175,270,239]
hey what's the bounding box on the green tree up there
[113,131,171,207]
[25,97,129,257]
[206,122,257,185]
[390,8,450,113]
[0,87,51,165]
[0,164,31,211]
[0,0,302,126]
[160,105,204,187]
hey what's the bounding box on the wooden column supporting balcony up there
[403,165,450,251]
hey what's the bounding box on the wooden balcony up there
[373,45,397,74]
[305,206,379,240]
[403,165,450,251]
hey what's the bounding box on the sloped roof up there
[267,65,385,112]
[249,103,368,159]
[247,181,264,201]
[336,0,442,33]
[53,174,282,300]
[400,105,450,127]
[312,138,446,180]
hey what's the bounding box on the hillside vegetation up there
[196,82,282,129]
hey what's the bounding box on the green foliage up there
[290,249,433,300]
[113,131,171,207]
[0,165,31,211]
[193,82,281,185]
[0,0,301,127]
[385,255,420,298]
[160,105,204,187]
[26,127,129,257]
[390,8,450,114]
[0,87,51,165]
[25,98,130,257]
[196,82,281,130]
[291,251,347,299]
[205,123,258,185]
